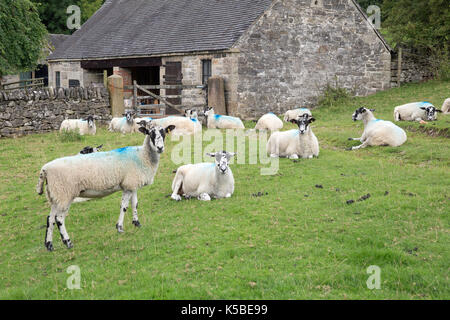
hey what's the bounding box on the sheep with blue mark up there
[349,107,407,150]
[254,113,284,131]
[203,107,245,129]
[60,116,96,135]
[394,102,442,122]
[36,120,175,251]
[109,111,137,134]
[152,114,202,136]
[171,151,236,201]
[267,114,319,159]
[283,107,312,122]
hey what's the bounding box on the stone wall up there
[391,48,436,86]
[233,0,392,119]
[0,86,111,138]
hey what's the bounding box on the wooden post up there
[108,74,124,117]
[397,47,402,87]
[133,80,138,111]
[103,70,108,88]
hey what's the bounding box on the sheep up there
[394,102,442,122]
[153,115,202,135]
[79,144,103,155]
[60,116,96,136]
[442,98,450,114]
[171,151,236,201]
[348,107,407,150]
[203,107,245,129]
[109,111,136,134]
[267,114,319,159]
[36,121,176,251]
[254,113,284,131]
[283,107,312,122]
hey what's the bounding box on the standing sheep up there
[204,107,245,129]
[394,102,442,122]
[36,121,176,251]
[171,151,236,201]
[442,98,450,114]
[255,113,284,131]
[283,107,312,122]
[60,116,96,135]
[348,107,407,150]
[267,114,319,159]
[109,111,136,134]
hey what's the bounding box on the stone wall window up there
[56,71,61,88]
[202,59,212,85]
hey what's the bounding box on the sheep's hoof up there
[116,224,124,233]
[63,239,73,249]
[348,138,354,141]
[45,241,54,252]
[171,194,182,201]
[132,220,142,228]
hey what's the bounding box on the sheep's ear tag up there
[165,125,176,134]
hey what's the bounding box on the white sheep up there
[109,111,136,134]
[394,102,442,122]
[267,114,319,159]
[255,113,283,131]
[204,107,245,129]
[349,107,407,150]
[283,107,312,122]
[442,98,450,114]
[60,116,96,135]
[36,121,176,251]
[153,115,202,135]
[171,151,236,201]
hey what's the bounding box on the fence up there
[0,78,45,91]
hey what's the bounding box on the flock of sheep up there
[38,98,449,251]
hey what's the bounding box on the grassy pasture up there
[0,80,448,299]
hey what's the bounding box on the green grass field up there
[0,80,448,300]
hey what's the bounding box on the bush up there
[59,130,84,142]
[317,80,352,108]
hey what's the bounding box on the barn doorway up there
[164,61,182,115]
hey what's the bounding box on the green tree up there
[31,0,105,34]
[0,0,48,80]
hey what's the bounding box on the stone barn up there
[48,0,392,119]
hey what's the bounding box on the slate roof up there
[48,34,71,52]
[48,0,274,60]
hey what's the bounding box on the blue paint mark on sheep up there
[214,114,241,123]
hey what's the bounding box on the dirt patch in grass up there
[405,125,449,138]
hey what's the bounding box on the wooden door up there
[164,62,182,114]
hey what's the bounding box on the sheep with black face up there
[394,102,442,122]
[60,116,96,135]
[109,111,137,134]
[36,121,175,251]
[171,151,236,201]
[267,114,319,159]
[349,107,407,150]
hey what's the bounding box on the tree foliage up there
[0,0,48,77]
[30,0,105,34]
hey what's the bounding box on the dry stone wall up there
[0,86,111,138]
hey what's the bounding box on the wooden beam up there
[135,83,184,113]
[397,47,402,87]
[81,57,162,69]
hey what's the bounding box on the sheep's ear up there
[369,109,375,112]
[206,153,216,158]
[436,109,443,113]
[289,119,298,124]
[165,125,176,134]
[97,144,103,149]
[420,107,427,110]
[228,152,236,157]
[139,127,150,135]
[308,117,316,123]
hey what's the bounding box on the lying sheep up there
[109,111,136,134]
[394,102,442,122]
[255,113,284,131]
[267,114,319,159]
[283,107,312,122]
[36,121,176,251]
[204,107,245,129]
[171,151,236,201]
[349,107,407,150]
[442,98,450,114]
[60,116,96,135]
[154,115,202,135]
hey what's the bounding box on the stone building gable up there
[232,0,392,119]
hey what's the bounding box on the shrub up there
[59,129,84,142]
[317,80,353,108]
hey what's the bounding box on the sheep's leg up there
[56,210,73,249]
[131,191,141,228]
[44,206,57,252]
[348,136,363,141]
[289,154,299,159]
[198,193,211,201]
[117,190,133,233]
[352,139,370,150]
[171,177,183,201]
